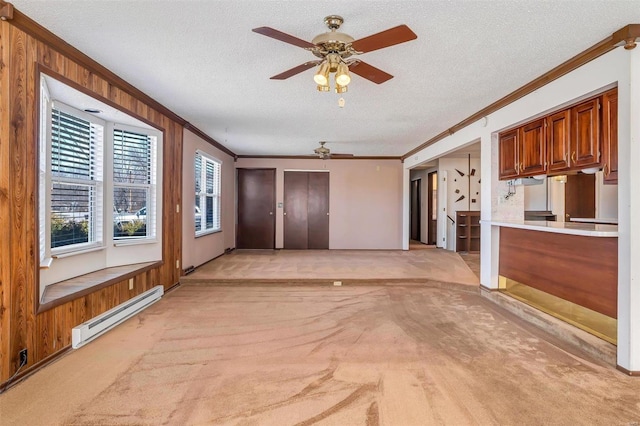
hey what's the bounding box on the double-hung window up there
[113,126,157,240]
[194,151,221,235]
[45,101,105,256]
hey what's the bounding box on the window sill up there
[51,244,105,260]
[37,260,163,314]
[195,229,222,239]
[113,238,158,247]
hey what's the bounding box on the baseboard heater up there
[72,285,164,349]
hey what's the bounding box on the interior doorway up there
[283,171,329,249]
[564,173,595,221]
[236,168,276,249]
[410,179,421,242]
[427,171,438,245]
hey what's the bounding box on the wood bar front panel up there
[499,227,617,318]
[0,19,183,384]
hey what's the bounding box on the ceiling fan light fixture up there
[317,84,330,92]
[335,62,351,86]
[335,83,348,94]
[313,61,330,86]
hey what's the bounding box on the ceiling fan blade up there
[349,61,393,84]
[270,61,320,80]
[330,153,355,158]
[350,25,417,53]
[252,27,316,49]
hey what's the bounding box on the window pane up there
[195,196,202,232]
[206,196,214,229]
[114,186,148,239]
[51,109,92,179]
[113,129,151,184]
[50,182,92,248]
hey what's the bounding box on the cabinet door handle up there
[515,163,519,173]
[521,162,525,173]
[603,163,609,176]
[571,151,576,163]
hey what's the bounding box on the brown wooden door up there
[519,118,546,176]
[307,172,329,249]
[410,179,421,241]
[284,171,308,249]
[602,88,618,184]
[571,98,601,168]
[499,129,519,179]
[546,109,571,172]
[284,171,329,249]
[564,173,595,222]
[236,168,276,249]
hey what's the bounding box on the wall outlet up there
[19,348,27,366]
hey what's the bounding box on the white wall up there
[182,130,236,269]
[236,158,403,249]
[438,157,481,250]
[524,180,548,211]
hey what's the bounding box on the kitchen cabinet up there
[602,88,618,184]
[519,118,547,175]
[571,98,601,168]
[498,129,519,180]
[456,210,480,253]
[499,89,616,181]
[498,119,546,180]
[546,109,571,172]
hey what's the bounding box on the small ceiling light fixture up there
[314,52,351,93]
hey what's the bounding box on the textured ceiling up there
[13,1,640,157]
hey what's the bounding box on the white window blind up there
[113,127,156,240]
[50,107,103,251]
[195,151,221,235]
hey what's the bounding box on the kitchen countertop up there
[485,220,618,237]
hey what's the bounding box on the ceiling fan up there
[313,141,353,160]
[252,15,417,90]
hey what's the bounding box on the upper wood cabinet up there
[520,118,546,175]
[499,129,519,180]
[546,109,571,172]
[602,88,618,184]
[498,120,546,180]
[571,98,600,168]
[499,89,617,181]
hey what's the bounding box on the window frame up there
[194,150,222,237]
[45,100,106,259]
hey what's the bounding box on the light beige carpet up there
[182,249,479,287]
[1,285,639,425]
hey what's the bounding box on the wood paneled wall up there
[0,18,183,384]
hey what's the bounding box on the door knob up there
[284,212,287,215]
[269,212,273,215]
